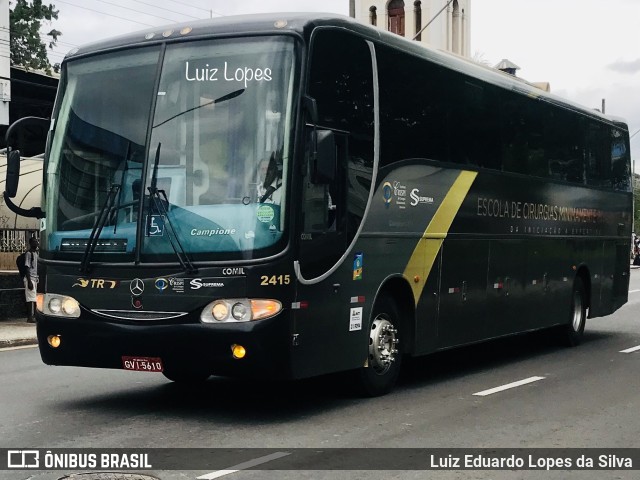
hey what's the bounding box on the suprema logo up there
[190,278,224,290]
[410,188,434,206]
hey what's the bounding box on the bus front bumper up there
[35,313,292,379]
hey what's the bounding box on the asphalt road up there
[2,269,640,480]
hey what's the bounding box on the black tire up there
[162,366,210,383]
[354,294,402,397]
[563,276,587,346]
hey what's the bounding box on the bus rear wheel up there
[563,276,587,346]
[355,295,402,396]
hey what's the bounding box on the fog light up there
[47,335,62,348]
[231,344,246,359]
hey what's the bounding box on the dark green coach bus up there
[2,14,632,396]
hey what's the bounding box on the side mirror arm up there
[2,192,45,219]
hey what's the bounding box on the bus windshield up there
[44,36,296,262]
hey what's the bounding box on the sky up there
[42,0,640,167]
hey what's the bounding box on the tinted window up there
[585,121,611,188]
[376,44,450,166]
[612,127,631,191]
[308,29,374,243]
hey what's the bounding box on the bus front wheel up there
[563,276,587,346]
[355,295,402,396]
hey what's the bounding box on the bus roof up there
[66,12,625,130]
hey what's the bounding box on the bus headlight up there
[40,293,81,318]
[201,298,282,323]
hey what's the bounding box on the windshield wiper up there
[259,149,283,203]
[153,89,245,129]
[113,142,131,234]
[147,143,197,274]
[80,183,121,273]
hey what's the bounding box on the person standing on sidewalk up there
[24,237,39,323]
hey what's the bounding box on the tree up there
[10,0,61,74]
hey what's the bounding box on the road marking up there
[620,345,640,353]
[629,289,640,294]
[0,344,38,352]
[197,452,290,479]
[473,376,545,397]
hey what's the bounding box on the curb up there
[0,337,38,349]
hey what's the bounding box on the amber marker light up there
[231,344,246,359]
[36,293,44,313]
[250,299,282,320]
[47,335,62,348]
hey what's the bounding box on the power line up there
[130,0,202,20]
[89,0,185,23]
[162,0,224,17]
[53,0,157,27]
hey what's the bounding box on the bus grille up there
[91,309,188,321]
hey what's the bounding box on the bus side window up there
[612,128,631,191]
[585,122,611,188]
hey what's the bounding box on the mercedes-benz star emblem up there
[130,278,145,296]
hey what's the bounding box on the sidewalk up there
[0,318,37,349]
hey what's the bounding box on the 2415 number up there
[260,275,291,286]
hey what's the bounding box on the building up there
[350,0,471,57]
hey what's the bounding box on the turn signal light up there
[231,344,246,359]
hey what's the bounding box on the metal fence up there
[0,229,39,270]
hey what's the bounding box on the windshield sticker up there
[353,252,364,281]
[146,215,165,237]
[191,228,237,236]
[257,205,275,223]
[349,307,363,331]
[245,231,255,239]
[184,61,273,88]
[72,278,119,289]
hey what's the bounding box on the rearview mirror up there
[311,130,336,184]
[5,149,21,198]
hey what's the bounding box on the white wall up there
[353,0,471,57]
[0,0,10,125]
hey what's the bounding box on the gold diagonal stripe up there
[404,170,478,304]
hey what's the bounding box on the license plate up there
[122,356,163,372]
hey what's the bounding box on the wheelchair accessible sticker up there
[257,205,275,223]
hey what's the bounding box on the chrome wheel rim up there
[572,290,583,332]
[368,315,399,375]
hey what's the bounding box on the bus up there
[3,13,632,396]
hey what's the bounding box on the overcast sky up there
[45,0,640,167]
